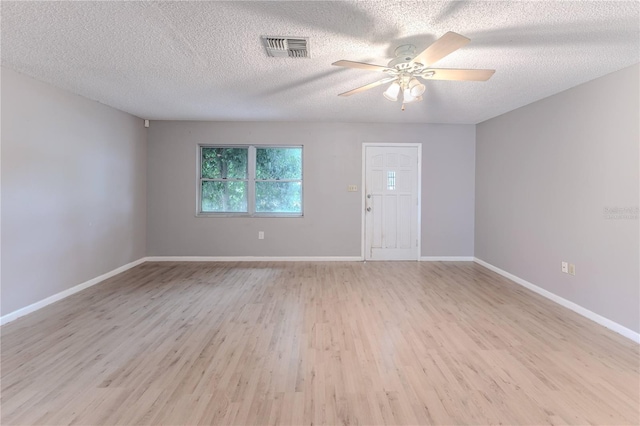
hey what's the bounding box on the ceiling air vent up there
[262,36,309,58]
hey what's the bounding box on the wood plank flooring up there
[1,261,638,425]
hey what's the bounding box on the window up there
[255,147,303,213]
[199,145,302,216]
[387,171,396,190]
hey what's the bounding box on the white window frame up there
[197,144,303,217]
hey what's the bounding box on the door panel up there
[383,195,397,247]
[365,146,419,260]
[398,195,412,248]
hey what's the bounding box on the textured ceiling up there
[2,1,639,124]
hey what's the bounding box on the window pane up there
[256,147,302,180]
[201,147,247,179]
[387,171,396,190]
[256,181,302,213]
[201,181,247,212]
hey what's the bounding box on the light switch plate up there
[348,185,358,192]
[561,261,568,273]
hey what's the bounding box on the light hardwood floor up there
[1,261,638,425]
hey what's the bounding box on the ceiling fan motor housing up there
[388,44,418,68]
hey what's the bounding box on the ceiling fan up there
[332,32,495,110]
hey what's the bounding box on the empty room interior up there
[1,1,639,425]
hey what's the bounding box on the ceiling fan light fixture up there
[403,88,418,104]
[408,78,426,97]
[383,82,401,101]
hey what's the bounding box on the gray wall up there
[476,64,639,332]
[147,121,475,257]
[1,67,147,315]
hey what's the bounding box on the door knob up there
[366,207,372,212]
[367,194,372,199]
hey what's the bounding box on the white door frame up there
[361,143,422,260]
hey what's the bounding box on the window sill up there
[196,212,304,218]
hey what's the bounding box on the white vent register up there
[262,36,309,58]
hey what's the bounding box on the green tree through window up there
[201,147,248,212]
[200,146,303,215]
[256,148,302,213]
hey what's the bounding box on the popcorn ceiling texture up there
[1,1,638,124]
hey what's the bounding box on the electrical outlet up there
[347,185,358,192]
[568,264,575,275]
[258,231,264,240]
[561,261,568,273]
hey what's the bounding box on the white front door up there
[364,145,420,260]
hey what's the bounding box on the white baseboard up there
[145,256,364,262]
[0,257,146,326]
[420,256,474,261]
[474,257,640,344]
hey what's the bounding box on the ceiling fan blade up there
[411,31,470,67]
[338,77,397,97]
[332,60,389,72]
[422,68,495,81]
